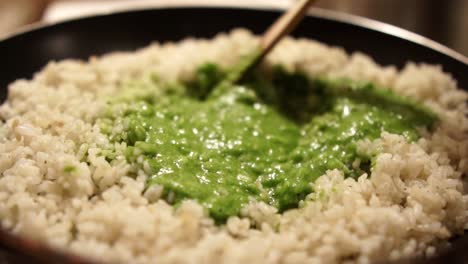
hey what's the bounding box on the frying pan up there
[0,6,467,264]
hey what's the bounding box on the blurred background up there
[0,0,467,56]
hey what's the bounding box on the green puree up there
[99,64,437,222]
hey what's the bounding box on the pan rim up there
[0,4,467,66]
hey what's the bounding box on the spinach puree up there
[99,64,436,222]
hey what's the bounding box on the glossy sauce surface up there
[100,65,436,221]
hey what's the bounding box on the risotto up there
[0,29,467,263]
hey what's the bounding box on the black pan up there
[0,6,467,264]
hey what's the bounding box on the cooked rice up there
[0,29,467,264]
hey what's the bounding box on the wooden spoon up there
[239,0,317,80]
[211,0,317,96]
[257,0,318,68]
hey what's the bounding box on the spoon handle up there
[212,0,317,90]
[260,0,317,57]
